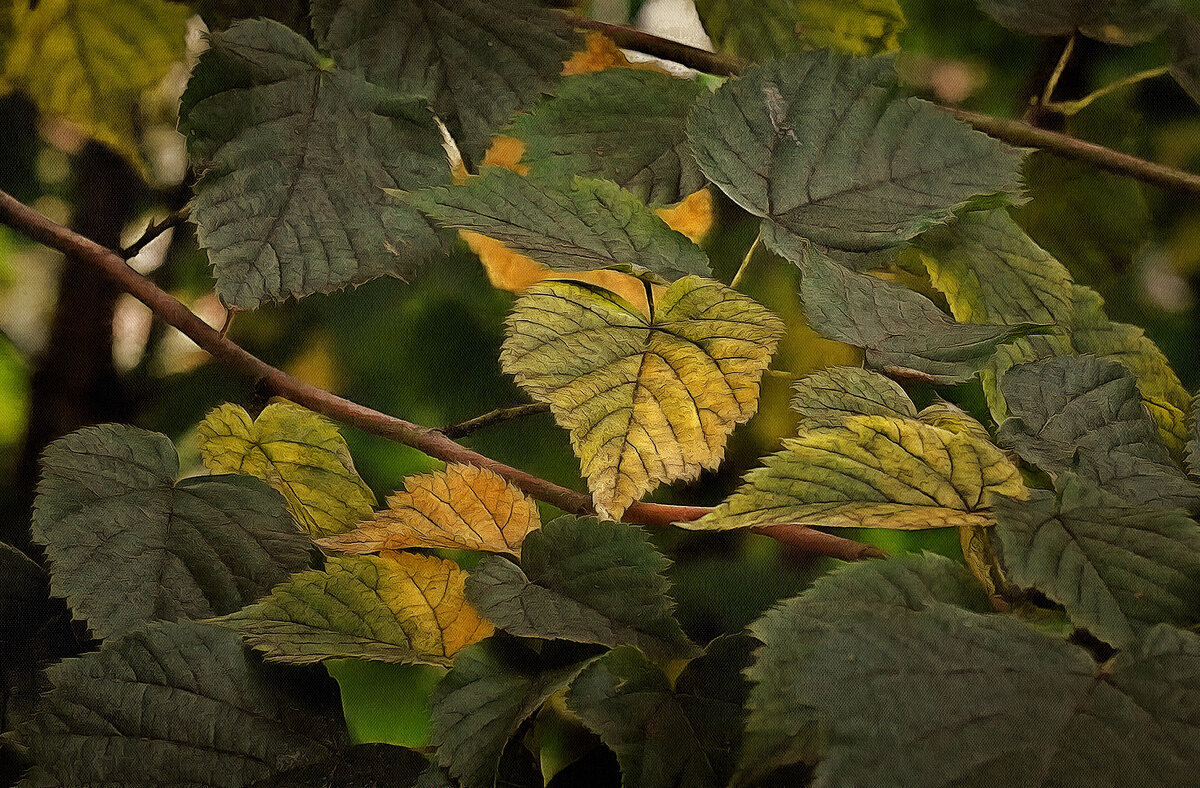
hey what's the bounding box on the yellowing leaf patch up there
[502,277,783,520]
[198,401,377,538]
[318,464,540,557]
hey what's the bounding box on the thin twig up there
[730,233,761,290]
[120,206,191,259]
[442,403,551,439]
[0,188,881,562]
[1040,34,1076,107]
[1045,65,1171,116]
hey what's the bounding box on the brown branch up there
[120,206,191,259]
[564,14,1200,195]
[442,403,551,439]
[0,187,881,562]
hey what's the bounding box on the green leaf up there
[687,51,1025,265]
[248,744,428,788]
[214,551,493,666]
[567,636,754,788]
[32,424,311,641]
[505,69,707,206]
[501,276,782,520]
[997,356,1200,512]
[198,401,376,538]
[693,0,905,60]
[403,170,711,282]
[180,18,449,308]
[0,543,43,634]
[790,366,918,427]
[466,515,697,660]
[1189,392,1200,477]
[430,638,598,788]
[977,0,1179,44]
[993,476,1200,648]
[1,0,189,166]
[686,413,1026,531]
[1171,13,1200,106]
[792,242,1047,383]
[13,621,346,787]
[311,0,579,164]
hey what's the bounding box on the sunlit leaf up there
[198,401,376,538]
[977,0,1178,44]
[180,19,449,308]
[693,0,905,60]
[501,276,783,520]
[790,366,917,427]
[917,401,994,443]
[215,551,492,666]
[32,424,311,641]
[686,413,1025,531]
[466,516,697,660]
[687,51,1025,265]
[318,464,539,556]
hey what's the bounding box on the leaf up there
[917,400,995,443]
[792,241,1047,383]
[317,464,540,557]
[180,18,450,308]
[996,356,1200,512]
[430,638,599,788]
[1171,13,1200,106]
[502,276,782,520]
[742,553,1200,786]
[311,0,579,164]
[567,636,754,788]
[790,366,918,427]
[249,744,428,788]
[198,401,376,538]
[686,51,1025,265]
[13,621,346,787]
[465,515,697,660]
[0,543,44,635]
[1,0,189,166]
[1189,393,1200,477]
[977,0,1179,44]
[214,551,493,666]
[504,69,707,206]
[993,476,1200,648]
[693,0,905,60]
[402,170,711,282]
[32,424,311,641]
[686,413,1025,531]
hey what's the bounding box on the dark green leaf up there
[1174,13,1200,108]
[248,744,428,788]
[977,0,1179,44]
[505,69,707,205]
[403,170,710,281]
[790,366,918,426]
[1189,392,1200,477]
[181,19,449,308]
[32,424,311,641]
[311,0,579,164]
[466,516,697,660]
[994,476,1200,648]
[687,50,1025,264]
[0,543,44,636]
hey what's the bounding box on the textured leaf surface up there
[793,241,1045,383]
[14,621,344,787]
[430,638,597,788]
[687,414,1025,531]
[198,402,376,538]
[312,0,578,163]
[997,356,1200,512]
[318,464,539,556]
[502,277,782,520]
[694,0,905,59]
[568,636,753,788]
[466,516,696,660]
[742,553,1200,786]
[790,366,917,427]
[687,51,1024,263]
[404,170,710,282]
[1171,14,1200,106]
[977,0,1178,44]
[1,0,188,164]
[1189,393,1200,477]
[994,476,1200,648]
[181,19,449,308]
[505,69,707,205]
[215,552,492,665]
[32,424,310,640]
[248,744,427,788]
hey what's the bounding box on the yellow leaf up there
[198,401,376,538]
[481,135,531,175]
[653,188,714,245]
[561,31,667,76]
[317,464,540,556]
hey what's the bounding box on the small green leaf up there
[687,51,1025,265]
[693,0,905,60]
[993,476,1200,648]
[181,18,450,308]
[466,515,697,660]
[790,366,917,427]
[977,0,1179,44]
[32,424,311,641]
[403,170,711,282]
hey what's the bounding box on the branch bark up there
[0,188,882,562]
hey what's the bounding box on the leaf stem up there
[1040,34,1076,107]
[120,206,191,259]
[441,403,551,439]
[1045,65,1171,115]
[730,233,761,290]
